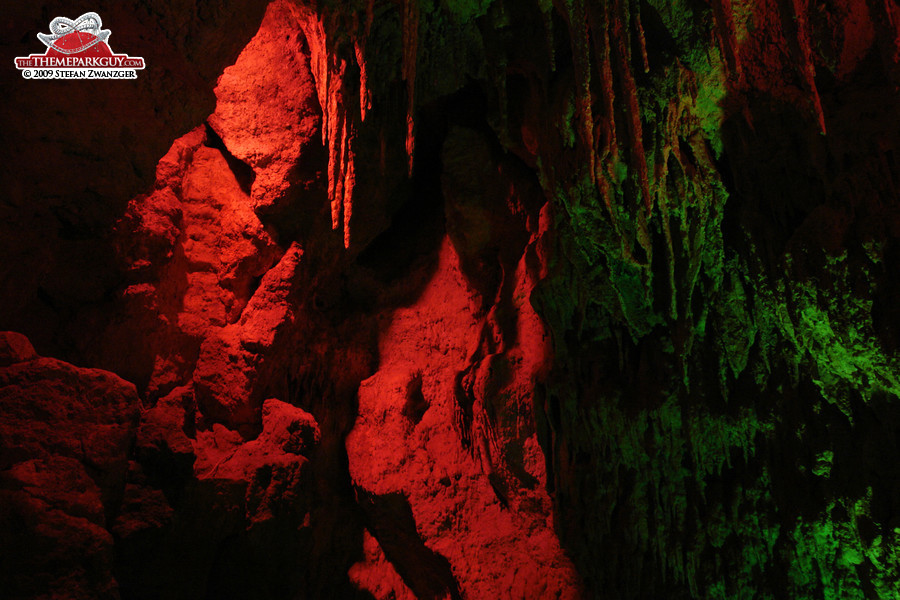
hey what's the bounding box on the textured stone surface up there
[0,338,140,599]
[108,125,284,403]
[347,238,579,599]
[0,0,270,358]
[192,243,303,433]
[346,125,579,598]
[348,529,417,600]
[209,0,324,219]
[0,331,37,367]
[4,0,900,598]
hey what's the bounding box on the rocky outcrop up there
[0,1,271,358]
[346,125,579,598]
[110,125,284,403]
[347,238,579,599]
[113,391,322,599]
[0,333,140,600]
[208,0,324,223]
[348,529,417,600]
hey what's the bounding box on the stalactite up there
[297,9,331,150]
[582,0,625,244]
[862,0,900,92]
[633,0,650,74]
[610,0,653,260]
[298,6,357,247]
[326,60,347,232]
[402,0,420,176]
[355,0,374,122]
[884,0,900,64]
[355,42,369,122]
[612,0,650,213]
[499,65,510,142]
[564,0,597,186]
[783,0,827,134]
[655,107,679,320]
[343,142,355,249]
[335,115,348,232]
[539,0,555,72]
[587,2,619,188]
[709,0,741,79]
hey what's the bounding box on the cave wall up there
[2,0,900,598]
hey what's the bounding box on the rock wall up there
[2,0,900,598]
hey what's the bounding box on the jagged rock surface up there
[3,0,900,598]
[0,335,140,599]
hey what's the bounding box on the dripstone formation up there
[2,0,900,598]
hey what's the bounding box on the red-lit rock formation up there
[348,530,417,600]
[0,333,140,599]
[347,238,578,599]
[208,0,324,220]
[4,0,900,598]
[0,1,272,357]
[346,125,578,598]
[111,125,284,409]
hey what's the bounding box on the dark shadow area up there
[401,371,428,424]
[357,490,463,600]
[203,122,257,196]
[351,81,498,310]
